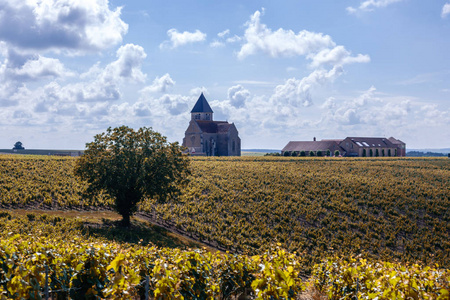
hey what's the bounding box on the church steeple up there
[191,93,213,121]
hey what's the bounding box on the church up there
[182,93,241,156]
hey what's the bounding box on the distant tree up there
[394,148,398,156]
[326,149,331,157]
[362,148,367,157]
[388,149,391,157]
[309,151,315,156]
[300,151,306,157]
[12,141,25,150]
[283,151,290,156]
[375,149,379,157]
[74,126,190,227]
[265,152,280,156]
[369,149,373,157]
[334,150,340,157]
[316,150,323,157]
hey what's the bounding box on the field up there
[0,155,449,298]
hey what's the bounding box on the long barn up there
[282,137,405,157]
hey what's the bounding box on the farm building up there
[282,137,406,157]
[182,93,241,156]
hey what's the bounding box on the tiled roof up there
[282,141,342,152]
[191,93,213,113]
[217,123,233,133]
[195,121,230,133]
[347,137,394,148]
[388,137,405,145]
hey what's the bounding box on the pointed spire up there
[191,93,213,113]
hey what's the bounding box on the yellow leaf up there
[108,253,125,272]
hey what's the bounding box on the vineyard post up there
[145,275,149,300]
[45,265,49,300]
[356,278,359,297]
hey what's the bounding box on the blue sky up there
[0,0,449,150]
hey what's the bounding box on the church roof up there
[195,121,231,134]
[191,93,213,113]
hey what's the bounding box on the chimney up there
[313,137,316,141]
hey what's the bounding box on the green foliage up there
[0,215,306,299]
[13,141,25,150]
[309,151,315,157]
[326,149,331,157]
[300,151,306,157]
[74,126,190,226]
[1,156,450,276]
[376,149,380,157]
[362,149,367,157]
[264,152,280,156]
[334,150,340,157]
[316,150,323,157]
[311,256,450,299]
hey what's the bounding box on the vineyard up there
[0,155,449,298]
[141,157,450,271]
[0,213,304,299]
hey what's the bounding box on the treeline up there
[407,151,449,157]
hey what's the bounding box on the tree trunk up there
[121,213,131,227]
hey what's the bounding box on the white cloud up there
[0,0,128,53]
[347,0,404,14]
[227,85,250,108]
[210,29,241,48]
[160,29,206,49]
[189,87,208,96]
[209,41,225,48]
[218,29,230,38]
[237,9,369,69]
[308,46,370,68]
[0,42,148,126]
[140,74,175,94]
[106,44,147,82]
[442,3,450,18]
[321,86,414,128]
[270,66,344,107]
[226,35,242,43]
[8,55,73,81]
[237,10,334,59]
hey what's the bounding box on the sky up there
[0,0,449,150]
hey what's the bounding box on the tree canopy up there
[13,141,25,150]
[74,126,190,226]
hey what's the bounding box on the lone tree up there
[13,141,25,150]
[74,126,190,226]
